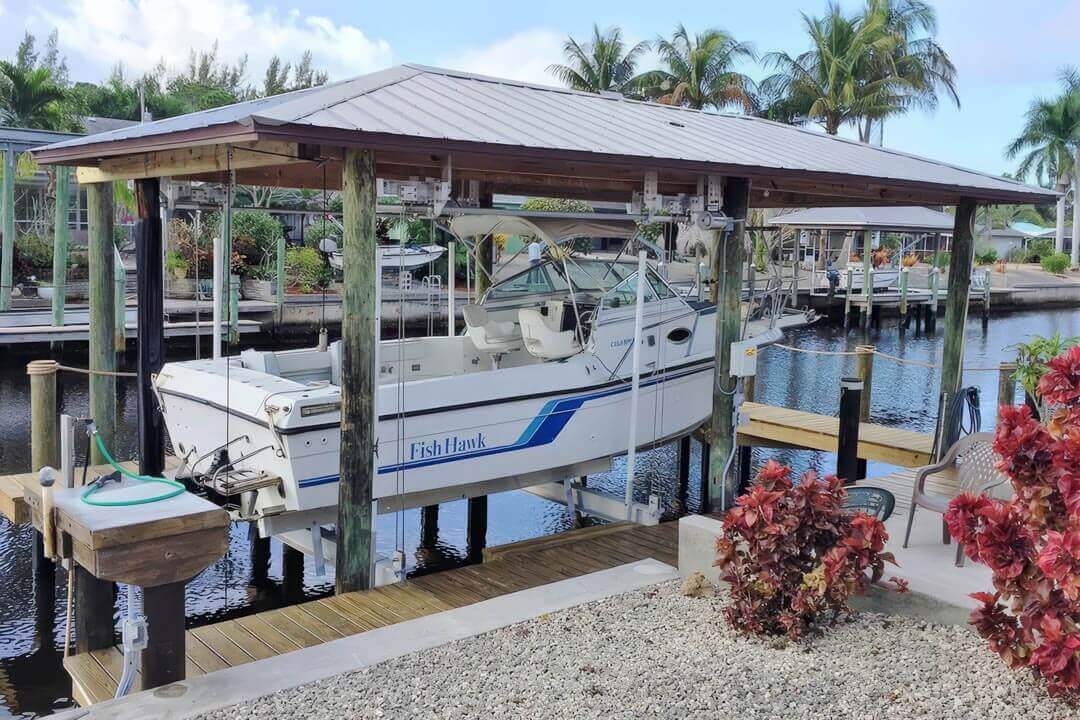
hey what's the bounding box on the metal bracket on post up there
[310,521,325,576]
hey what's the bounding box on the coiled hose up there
[81,432,186,506]
[932,386,982,459]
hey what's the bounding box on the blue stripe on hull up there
[298,362,710,487]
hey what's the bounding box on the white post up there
[624,250,648,521]
[447,239,456,336]
[1055,180,1067,254]
[1072,150,1080,268]
[212,234,223,360]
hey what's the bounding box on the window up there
[648,269,677,299]
[601,271,658,310]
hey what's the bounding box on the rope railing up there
[26,359,137,378]
[767,343,1007,373]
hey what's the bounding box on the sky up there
[1,0,1077,183]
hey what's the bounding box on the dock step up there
[481,521,635,562]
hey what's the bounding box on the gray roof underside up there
[768,206,957,231]
[38,65,1052,202]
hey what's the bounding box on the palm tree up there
[857,0,959,143]
[547,25,649,95]
[633,24,756,111]
[1005,75,1080,254]
[0,61,78,130]
[762,4,905,134]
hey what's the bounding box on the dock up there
[62,521,677,705]
[735,401,934,468]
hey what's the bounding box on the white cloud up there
[446,28,565,86]
[34,0,393,83]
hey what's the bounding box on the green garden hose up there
[80,433,186,507]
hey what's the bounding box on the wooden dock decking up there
[736,401,934,468]
[64,521,678,706]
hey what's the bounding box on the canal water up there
[0,306,1077,716]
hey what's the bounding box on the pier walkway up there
[735,401,934,468]
[64,522,677,705]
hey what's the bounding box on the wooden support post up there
[861,231,873,331]
[899,267,909,327]
[52,166,71,326]
[698,439,711,511]
[29,359,60,472]
[336,148,377,594]
[855,346,874,421]
[141,581,186,689]
[0,146,14,312]
[843,268,853,327]
[466,496,488,563]
[87,182,116,464]
[74,566,114,654]
[927,267,940,331]
[737,376,755,493]
[29,359,58,609]
[113,245,126,351]
[837,378,863,484]
[275,223,286,322]
[707,177,749,513]
[677,435,691,488]
[940,200,977,400]
[420,505,439,549]
[282,544,304,598]
[982,268,991,321]
[135,178,165,476]
[248,524,270,586]
[854,345,873,479]
[229,274,240,344]
[997,362,1018,417]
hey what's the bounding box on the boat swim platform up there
[63,521,678,706]
[732,401,934,468]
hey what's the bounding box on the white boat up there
[328,244,445,273]
[153,215,799,562]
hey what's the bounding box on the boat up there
[153,214,804,562]
[327,244,445,273]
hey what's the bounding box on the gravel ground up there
[195,580,1074,720]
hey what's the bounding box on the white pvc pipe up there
[624,250,648,521]
[447,240,456,336]
[212,234,223,360]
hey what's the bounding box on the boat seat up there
[518,308,580,360]
[240,349,281,376]
[462,304,520,353]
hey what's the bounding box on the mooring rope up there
[767,343,1005,372]
[56,364,137,378]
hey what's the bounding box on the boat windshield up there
[600,269,677,310]
[486,259,634,300]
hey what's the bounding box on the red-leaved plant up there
[714,461,904,639]
[945,345,1080,700]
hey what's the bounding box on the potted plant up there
[166,251,189,280]
[901,253,919,268]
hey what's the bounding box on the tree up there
[263,51,329,97]
[547,24,649,95]
[857,0,959,143]
[762,3,906,134]
[1005,71,1080,254]
[633,24,756,111]
[0,31,79,131]
[0,61,79,131]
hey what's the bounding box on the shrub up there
[231,211,283,274]
[1026,237,1055,263]
[1011,334,1080,402]
[1042,252,1071,274]
[932,251,951,268]
[945,346,1080,700]
[1006,246,1029,263]
[304,217,339,249]
[15,233,53,274]
[714,462,903,640]
[285,246,330,293]
[975,248,999,265]
[165,250,189,278]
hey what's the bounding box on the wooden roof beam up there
[76,141,313,184]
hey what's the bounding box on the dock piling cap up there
[841,377,864,391]
[27,359,59,376]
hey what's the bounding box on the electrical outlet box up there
[729,339,760,377]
